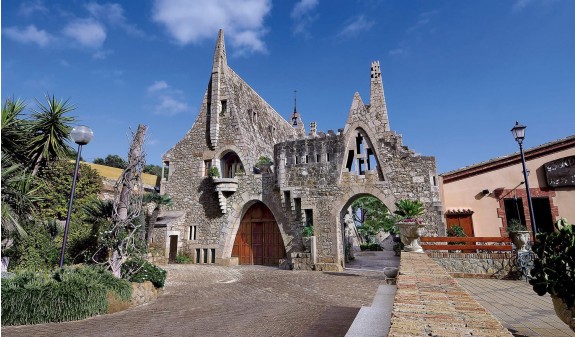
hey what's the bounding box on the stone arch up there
[213,145,246,178]
[220,196,290,263]
[333,188,397,267]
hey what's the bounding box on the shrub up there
[175,252,193,264]
[207,166,220,178]
[256,156,273,166]
[1,265,131,326]
[121,257,167,288]
[360,243,382,251]
[529,220,574,308]
[301,226,314,237]
[506,218,527,233]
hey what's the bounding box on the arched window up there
[221,152,244,178]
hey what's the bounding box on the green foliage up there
[35,160,103,220]
[360,243,383,251]
[1,265,131,326]
[506,218,528,233]
[121,257,167,288]
[393,199,425,219]
[447,225,466,237]
[2,97,30,165]
[301,225,314,237]
[143,164,162,177]
[5,221,60,270]
[529,220,575,307]
[175,252,193,264]
[93,154,127,169]
[256,156,273,166]
[208,166,220,178]
[352,196,397,242]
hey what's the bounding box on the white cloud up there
[18,0,48,16]
[146,81,190,116]
[85,3,144,37]
[512,0,535,12]
[62,19,106,49]
[407,10,439,34]
[336,15,375,39]
[152,0,272,55]
[291,0,319,37]
[92,49,114,60]
[389,48,405,56]
[3,25,52,47]
[147,80,169,92]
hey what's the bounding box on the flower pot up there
[551,295,575,332]
[510,231,531,252]
[383,267,399,279]
[397,221,426,253]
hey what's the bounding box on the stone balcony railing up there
[213,177,238,213]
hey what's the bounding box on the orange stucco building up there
[439,135,575,238]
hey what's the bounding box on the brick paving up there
[457,278,575,337]
[2,262,391,337]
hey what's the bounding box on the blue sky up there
[2,0,574,173]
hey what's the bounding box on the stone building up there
[159,30,442,270]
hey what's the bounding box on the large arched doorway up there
[232,202,286,265]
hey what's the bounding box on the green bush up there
[530,220,574,307]
[121,258,167,288]
[301,225,314,237]
[360,243,382,251]
[175,252,192,264]
[207,166,220,178]
[1,265,131,326]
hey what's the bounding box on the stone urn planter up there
[510,230,531,252]
[551,295,575,332]
[398,221,426,253]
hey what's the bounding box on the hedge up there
[1,265,131,326]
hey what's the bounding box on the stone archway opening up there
[231,201,286,265]
[340,194,395,265]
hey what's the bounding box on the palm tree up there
[1,97,30,164]
[28,94,76,175]
[142,192,173,245]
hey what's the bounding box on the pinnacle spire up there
[212,29,227,73]
[369,61,390,131]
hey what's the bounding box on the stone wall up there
[428,251,516,279]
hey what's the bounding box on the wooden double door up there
[232,202,286,265]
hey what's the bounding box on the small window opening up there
[294,198,302,220]
[203,160,212,176]
[304,209,313,227]
[284,191,291,209]
[367,149,376,171]
[203,248,208,264]
[358,158,365,175]
[195,248,201,263]
[305,155,310,163]
[189,226,197,240]
[316,154,321,162]
[221,100,227,115]
[295,156,300,164]
[327,153,331,162]
[432,175,437,186]
[162,161,170,180]
[210,249,216,264]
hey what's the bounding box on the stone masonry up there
[159,29,443,270]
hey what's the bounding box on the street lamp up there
[511,121,537,236]
[59,125,93,268]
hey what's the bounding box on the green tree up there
[28,95,76,175]
[142,192,173,245]
[93,154,127,169]
[1,98,30,164]
[351,196,398,243]
[143,164,162,177]
[35,160,103,220]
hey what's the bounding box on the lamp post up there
[510,121,537,236]
[59,126,93,268]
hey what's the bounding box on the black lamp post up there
[59,125,93,268]
[510,121,537,236]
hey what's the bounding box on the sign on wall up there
[544,155,575,187]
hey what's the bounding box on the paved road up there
[2,252,398,337]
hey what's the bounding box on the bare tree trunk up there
[109,124,147,278]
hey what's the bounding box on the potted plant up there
[301,225,314,253]
[506,218,530,252]
[207,166,220,178]
[393,199,426,253]
[254,156,273,174]
[530,218,574,332]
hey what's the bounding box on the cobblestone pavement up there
[457,278,575,337]
[2,253,398,337]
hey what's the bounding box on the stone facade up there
[159,30,443,270]
[428,251,516,278]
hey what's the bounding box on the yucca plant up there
[393,199,425,220]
